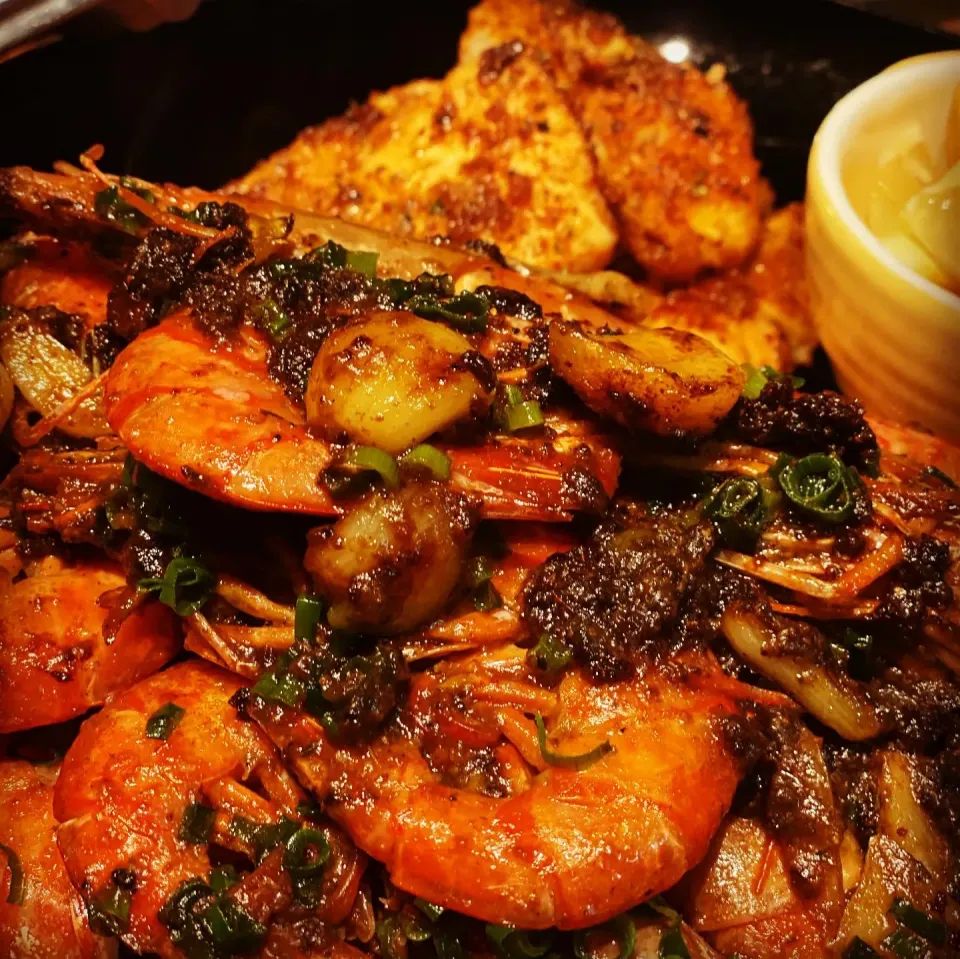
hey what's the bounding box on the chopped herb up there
[703,475,779,552]
[399,444,452,481]
[345,249,379,278]
[407,291,490,333]
[842,939,882,959]
[251,651,304,708]
[138,556,215,616]
[472,579,503,611]
[0,842,24,906]
[890,899,947,946]
[883,927,936,959]
[527,633,573,674]
[179,802,216,844]
[486,924,554,958]
[415,898,445,922]
[251,299,291,339]
[159,877,266,958]
[740,363,804,399]
[773,453,861,524]
[87,880,132,937]
[208,865,239,893]
[658,917,691,959]
[94,185,150,234]
[534,713,614,770]
[145,702,186,740]
[294,594,324,644]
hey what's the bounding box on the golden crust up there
[459,0,766,282]
[227,45,617,272]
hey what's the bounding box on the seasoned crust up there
[227,45,617,272]
[460,0,766,282]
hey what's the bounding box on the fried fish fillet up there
[227,44,617,272]
[459,0,767,283]
[545,205,812,371]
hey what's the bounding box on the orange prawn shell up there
[0,759,114,959]
[0,564,180,733]
[54,661,280,958]
[263,659,747,930]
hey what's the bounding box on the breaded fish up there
[459,0,767,283]
[227,43,617,272]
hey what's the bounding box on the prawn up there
[247,643,766,931]
[0,560,180,732]
[0,758,114,959]
[54,659,368,958]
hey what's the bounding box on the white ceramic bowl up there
[806,51,960,442]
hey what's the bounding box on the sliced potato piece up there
[840,829,865,894]
[305,481,476,635]
[306,311,494,454]
[548,319,744,436]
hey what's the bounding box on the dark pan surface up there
[0,0,957,203]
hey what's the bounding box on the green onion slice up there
[0,842,24,906]
[407,291,489,333]
[345,249,379,278]
[250,665,304,708]
[527,633,573,673]
[472,580,503,612]
[889,898,947,946]
[774,453,859,524]
[145,702,186,741]
[399,444,452,481]
[87,883,133,937]
[208,865,240,893]
[841,939,881,959]
[573,914,635,959]
[344,445,400,490]
[401,909,434,942]
[294,593,324,644]
[415,898,445,921]
[704,475,779,553]
[138,556,215,617]
[203,898,266,952]
[504,400,545,433]
[178,803,216,844]
[658,916,691,959]
[283,826,330,879]
[486,924,554,958]
[534,714,614,771]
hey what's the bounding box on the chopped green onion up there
[501,384,524,407]
[504,400,544,433]
[407,291,490,333]
[283,826,330,879]
[87,882,132,937]
[486,924,554,958]
[658,917,691,959]
[842,939,881,959]
[251,298,291,339]
[882,927,935,959]
[119,176,156,204]
[250,663,304,708]
[138,556,215,616]
[527,633,573,674]
[0,842,24,906]
[145,702,186,740]
[415,897,445,921]
[178,802,216,844]
[704,476,779,553]
[466,555,494,588]
[345,445,400,490]
[229,816,299,864]
[534,714,614,771]
[208,865,240,893]
[399,444,452,480]
[472,580,503,612]
[890,899,947,946]
[304,240,347,268]
[376,917,404,959]
[345,249,379,278]
[646,895,681,923]
[401,909,433,942]
[94,185,150,234]
[573,915,635,959]
[740,363,805,399]
[294,593,324,644]
[773,453,860,524]
[202,897,267,952]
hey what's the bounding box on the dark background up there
[0,0,957,205]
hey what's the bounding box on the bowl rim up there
[810,49,960,311]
